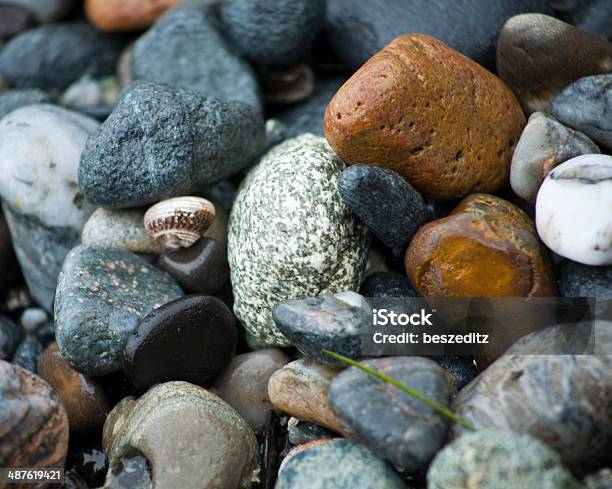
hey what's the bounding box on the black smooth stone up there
[158,238,229,296]
[122,295,238,389]
[428,355,479,393]
[12,334,42,372]
[0,314,21,361]
[559,260,612,318]
[360,271,419,298]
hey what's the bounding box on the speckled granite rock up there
[79,81,265,209]
[276,439,407,489]
[329,357,449,473]
[0,89,51,119]
[228,134,369,346]
[132,6,261,110]
[428,429,582,489]
[55,245,183,376]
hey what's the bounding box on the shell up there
[144,196,216,250]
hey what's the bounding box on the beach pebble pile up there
[0,1,610,488]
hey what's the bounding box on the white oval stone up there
[535,154,612,265]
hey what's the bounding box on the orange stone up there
[405,193,556,297]
[85,0,183,32]
[324,34,525,201]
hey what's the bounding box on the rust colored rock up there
[37,343,110,434]
[324,34,525,201]
[405,193,556,297]
[85,0,183,32]
[0,360,69,486]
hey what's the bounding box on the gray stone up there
[12,334,42,373]
[584,469,612,489]
[276,439,407,489]
[287,420,334,445]
[1,0,74,23]
[0,315,20,361]
[559,260,612,317]
[547,74,612,148]
[60,75,121,110]
[552,0,612,39]
[132,6,261,110]
[510,112,600,202]
[54,245,183,376]
[427,429,582,489]
[228,134,369,346]
[20,308,48,332]
[0,89,51,119]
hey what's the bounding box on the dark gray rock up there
[360,271,419,298]
[552,0,612,39]
[329,356,450,473]
[0,315,21,361]
[79,81,265,209]
[339,165,430,249]
[0,22,124,92]
[325,0,553,71]
[132,6,261,110]
[547,74,612,148]
[559,260,611,317]
[2,0,74,24]
[220,0,325,67]
[276,439,407,489]
[287,421,334,445]
[12,334,42,373]
[55,246,183,376]
[0,4,34,41]
[429,355,479,393]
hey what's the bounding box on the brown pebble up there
[260,63,315,105]
[85,0,183,32]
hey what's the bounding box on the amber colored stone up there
[37,343,110,434]
[405,194,557,297]
[324,34,525,201]
[84,0,183,32]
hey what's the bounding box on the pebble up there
[0,5,34,42]
[0,89,52,120]
[79,81,265,209]
[37,343,110,434]
[11,334,42,372]
[211,348,290,433]
[0,314,21,361]
[0,104,98,310]
[55,245,183,376]
[276,439,407,489]
[339,164,429,249]
[559,260,611,316]
[406,193,557,297]
[1,0,74,23]
[428,429,582,489]
[325,0,552,71]
[104,381,259,489]
[0,210,19,292]
[359,271,419,298]
[0,22,124,92]
[102,396,136,455]
[81,208,161,255]
[510,112,600,202]
[547,74,612,149]
[272,292,370,367]
[228,134,369,346]
[324,34,525,201]
[123,295,238,389]
[497,14,612,113]
[329,357,449,473]
[553,0,612,39]
[20,307,48,332]
[0,361,69,475]
[429,355,479,394]
[220,0,325,67]
[260,63,315,105]
[535,155,612,265]
[85,0,182,32]
[60,75,121,111]
[585,469,612,489]
[287,420,334,445]
[131,6,261,110]
[158,238,228,295]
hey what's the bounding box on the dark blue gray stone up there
[12,334,42,373]
[79,81,265,209]
[552,0,612,39]
[547,74,612,148]
[132,6,261,110]
[276,439,407,489]
[325,0,552,71]
[360,271,419,298]
[339,165,430,249]
[287,421,334,445]
[55,246,183,376]
[559,260,612,318]
[329,356,450,473]
[0,89,50,120]
[0,22,124,92]
[220,0,325,67]
[0,314,21,361]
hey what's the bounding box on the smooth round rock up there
[406,193,557,297]
[428,429,582,489]
[359,271,419,298]
[329,357,449,473]
[132,6,261,110]
[220,0,325,67]
[339,165,429,249]
[0,89,51,120]
[37,343,110,434]
[79,81,265,209]
[20,307,48,332]
[547,74,612,149]
[276,439,406,489]
[104,381,259,489]
[55,245,183,376]
[535,155,612,265]
[585,469,612,489]
[0,22,124,92]
[510,112,600,202]
[497,14,612,113]
[324,34,525,201]
[158,237,228,295]
[85,0,182,32]
[1,0,73,23]
[60,75,120,111]
[228,134,368,346]
[0,314,21,361]
[211,348,290,433]
[122,295,238,390]
[12,334,42,373]
[0,361,69,476]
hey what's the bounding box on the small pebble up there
[0,314,21,361]
[260,64,315,105]
[359,271,419,298]
[12,334,42,372]
[287,420,334,445]
[60,75,120,110]
[85,0,182,32]
[20,307,48,332]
